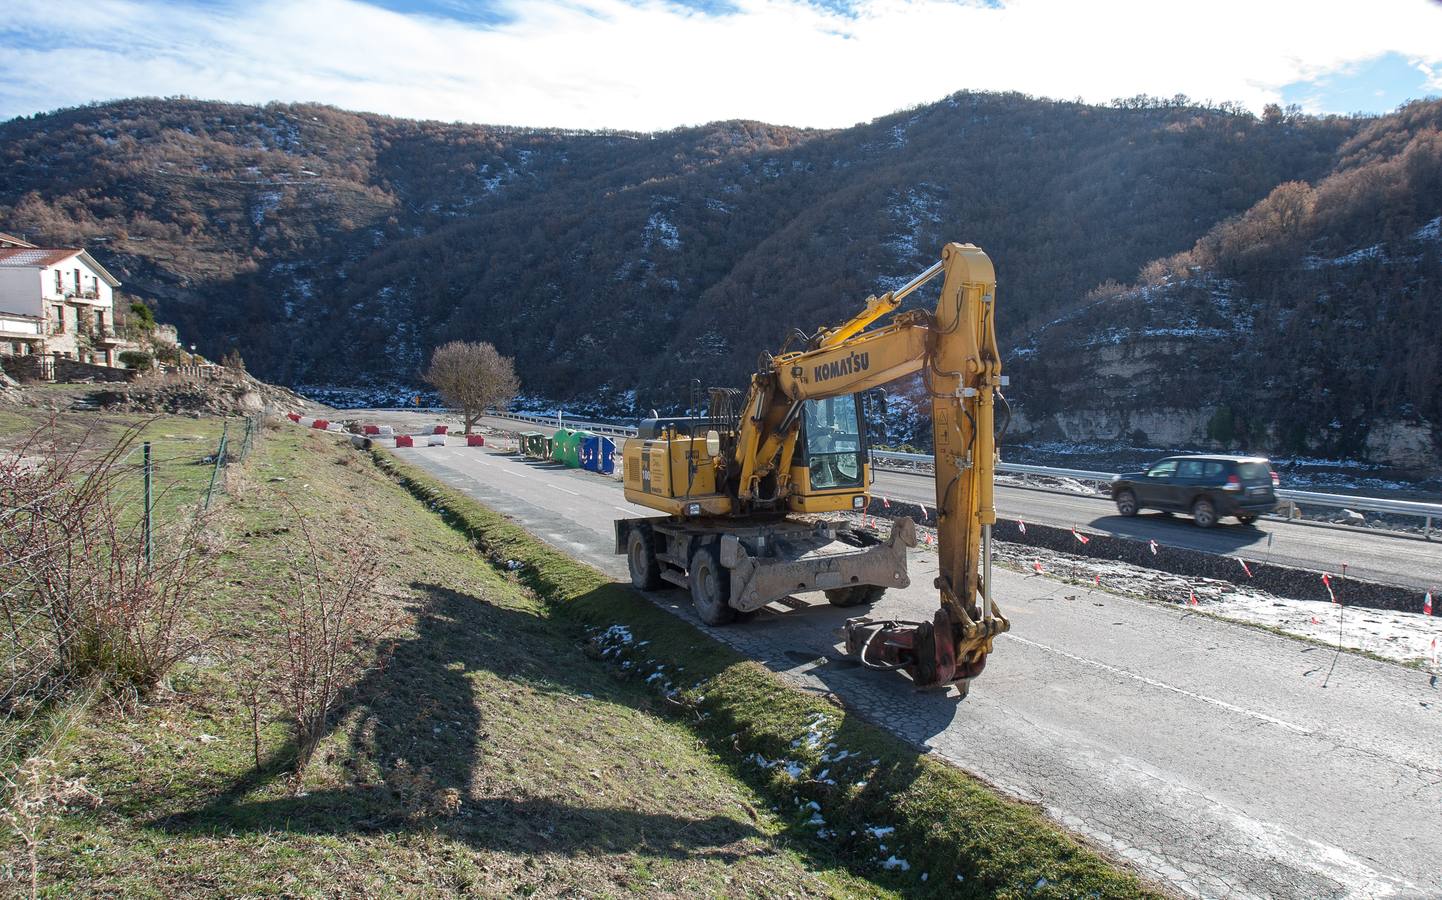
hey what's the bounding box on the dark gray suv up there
[1110,456,1279,527]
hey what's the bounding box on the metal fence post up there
[143,441,153,570]
[204,421,229,513]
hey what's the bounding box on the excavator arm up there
[734,243,1010,691]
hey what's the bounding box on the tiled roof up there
[0,248,82,267]
[0,231,37,248]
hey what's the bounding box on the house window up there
[95,310,105,331]
[74,270,82,293]
[54,270,62,293]
[52,305,65,333]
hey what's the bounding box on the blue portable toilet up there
[581,434,615,475]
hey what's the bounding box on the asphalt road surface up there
[873,469,1442,592]
[379,430,1441,900]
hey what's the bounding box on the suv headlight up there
[853,496,865,509]
[685,502,701,516]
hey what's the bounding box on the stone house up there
[0,233,125,368]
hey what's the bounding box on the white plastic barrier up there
[427,433,446,446]
[377,425,394,437]
[325,422,344,432]
[298,417,315,427]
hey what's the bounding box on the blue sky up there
[2,0,1439,130]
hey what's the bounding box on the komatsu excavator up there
[614,242,1009,694]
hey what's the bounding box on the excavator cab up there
[785,395,873,515]
[798,395,866,490]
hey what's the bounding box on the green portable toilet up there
[518,431,543,458]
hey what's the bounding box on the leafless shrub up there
[0,419,212,730]
[2,755,101,900]
[273,512,396,793]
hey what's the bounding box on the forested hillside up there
[1013,100,1441,469]
[2,93,1436,469]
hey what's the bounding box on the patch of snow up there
[1412,216,1441,241]
[250,190,282,227]
[881,855,911,871]
[865,825,896,839]
[644,212,681,251]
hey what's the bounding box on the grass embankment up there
[374,451,1157,899]
[10,423,891,897]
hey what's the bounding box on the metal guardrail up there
[484,410,1439,537]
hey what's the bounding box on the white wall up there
[0,269,42,317]
[41,260,112,309]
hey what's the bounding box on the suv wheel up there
[1191,497,1217,529]
[1115,489,1138,517]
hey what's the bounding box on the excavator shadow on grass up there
[150,582,769,863]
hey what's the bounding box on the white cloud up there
[1,0,1440,129]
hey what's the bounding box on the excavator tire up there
[688,544,736,626]
[627,527,663,591]
[824,585,885,607]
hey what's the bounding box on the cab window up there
[803,395,863,489]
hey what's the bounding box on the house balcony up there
[0,315,44,341]
[90,328,124,346]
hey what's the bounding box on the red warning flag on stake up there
[1188,589,1198,606]
[924,532,934,546]
[1238,558,1253,578]
[1071,527,1090,545]
[1033,561,1043,574]
[1094,575,1101,587]
[1149,539,1159,555]
[1424,592,1433,616]
[1310,616,1321,625]
[1322,572,1337,604]
[919,502,928,519]
[1017,519,1027,534]
[882,496,890,508]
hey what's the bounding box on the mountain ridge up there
[2,92,1435,470]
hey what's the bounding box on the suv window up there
[1237,462,1271,481]
[1177,460,1204,477]
[1146,460,1178,478]
[1203,461,1225,477]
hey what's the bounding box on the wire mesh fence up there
[1,413,263,768]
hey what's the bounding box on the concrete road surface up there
[383,435,1441,900]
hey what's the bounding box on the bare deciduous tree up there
[422,341,520,434]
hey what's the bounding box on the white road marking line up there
[1003,634,1313,734]
[548,484,580,496]
[615,506,637,515]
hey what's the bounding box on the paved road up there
[386,436,1442,900]
[872,470,1442,592]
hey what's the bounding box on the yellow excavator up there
[615,242,1009,694]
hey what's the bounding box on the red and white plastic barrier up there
[467,435,485,447]
[395,435,414,448]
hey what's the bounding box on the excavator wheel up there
[824,585,885,608]
[627,527,663,591]
[688,544,736,626]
